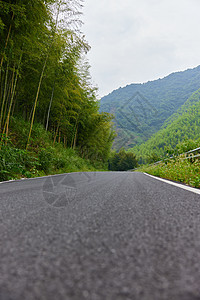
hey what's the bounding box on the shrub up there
[141,156,200,188]
[38,148,54,172]
[0,143,39,181]
[54,157,66,170]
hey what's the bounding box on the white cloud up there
[82,0,200,97]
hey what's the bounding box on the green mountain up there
[100,65,200,150]
[131,89,200,162]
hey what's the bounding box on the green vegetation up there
[135,136,200,188]
[0,117,106,181]
[100,66,200,150]
[139,155,200,189]
[108,149,138,171]
[131,90,200,164]
[128,88,200,188]
[0,0,114,180]
[1,1,200,181]
[130,91,200,189]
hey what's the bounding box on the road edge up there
[144,173,200,195]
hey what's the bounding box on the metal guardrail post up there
[153,146,200,165]
[129,146,200,171]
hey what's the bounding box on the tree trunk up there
[26,2,61,150]
[71,114,79,149]
[0,61,9,131]
[58,129,61,143]
[0,12,14,73]
[26,55,48,150]
[64,135,67,147]
[73,124,78,149]
[45,81,55,131]
[2,66,15,133]
[3,68,17,138]
[3,51,23,139]
[53,123,59,146]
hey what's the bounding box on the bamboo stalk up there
[26,55,48,150]
[11,92,17,117]
[64,135,67,147]
[26,2,61,150]
[2,51,23,139]
[45,81,55,131]
[3,68,17,137]
[2,66,15,131]
[0,12,14,73]
[58,129,61,143]
[73,124,78,149]
[71,113,79,149]
[53,123,59,146]
[0,61,9,130]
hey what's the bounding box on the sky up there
[82,0,200,98]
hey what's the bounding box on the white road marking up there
[144,173,200,195]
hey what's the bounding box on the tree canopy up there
[0,0,114,163]
[108,149,138,171]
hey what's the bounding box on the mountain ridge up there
[130,88,200,162]
[103,65,200,99]
[100,65,200,150]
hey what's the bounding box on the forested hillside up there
[0,0,114,180]
[100,66,200,150]
[131,89,200,163]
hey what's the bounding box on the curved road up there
[1,172,200,300]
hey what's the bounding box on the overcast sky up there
[82,0,200,97]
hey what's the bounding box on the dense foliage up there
[0,117,104,181]
[131,89,200,163]
[100,66,200,150]
[0,0,114,167]
[139,153,200,188]
[108,149,138,171]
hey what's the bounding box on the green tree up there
[109,149,138,171]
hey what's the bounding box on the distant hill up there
[100,65,200,150]
[130,89,200,162]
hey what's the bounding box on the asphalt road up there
[1,171,200,300]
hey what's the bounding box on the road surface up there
[1,172,200,300]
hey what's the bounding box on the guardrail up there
[176,147,200,161]
[187,147,200,154]
[130,146,200,171]
[184,147,200,159]
[154,146,200,165]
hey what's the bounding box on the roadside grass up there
[138,156,200,189]
[0,117,106,182]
